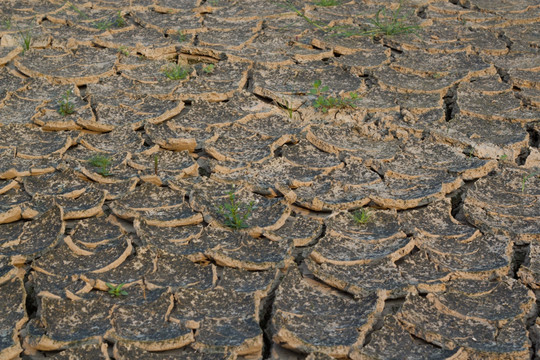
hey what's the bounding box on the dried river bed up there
[0,0,539,359]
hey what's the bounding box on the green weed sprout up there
[88,154,112,176]
[521,170,539,193]
[3,18,12,30]
[202,64,215,74]
[314,0,339,6]
[216,189,254,229]
[95,19,113,30]
[365,1,421,37]
[285,1,328,32]
[154,154,159,175]
[276,99,294,118]
[57,90,75,116]
[351,208,372,225]
[118,46,129,56]
[94,11,126,30]
[15,26,32,53]
[162,63,190,80]
[177,30,187,42]
[70,3,89,20]
[106,282,128,297]
[310,80,360,113]
[464,147,475,161]
[115,11,126,27]
[282,0,420,39]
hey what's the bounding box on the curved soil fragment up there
[113,342,233,360]
[43,342,109,360]
[0,148,59,180]
[311,210,412,265]
[396,293,531,359]
[0,188,30,224]
[271,266,384,357]
[107,292,194,351]
[0,276,27,360]
[25,295,112,351]
[0,124,75,159]
[464,167,540,244]
[351,315,465,360]
[190,179,291,235]
[0,205,64,264]
[264,213,323,247]
[145,251,215,291]
[32,235,132,277]
[171,287,263,356]
[79,125,147,154]
[111,183,201,226]
[14,47,117,85]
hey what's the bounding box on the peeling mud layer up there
[0,0,539,359]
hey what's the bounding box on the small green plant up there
[310,80,360,113]
[521,170,539,193]
[70,4,89,20]
[311,79,329,96]
[118,46,129,56]
[106,282,128,297]
[202,64,215,74]
[365,1,421,37]
[57,90,76,116]
[176,30,187,42]
[3,18,12,30]
[499,154,508,162]
[88,154,112,176]
[94,11,125,30]
[115,11,126,27]
[283,1,328,32]
[154,154,159,175]
[162,63,190,80]
[430,72,443,79]
[464,147,475,160]
[350,208,372,225]
[281,0,420,39]
[216,189,254,229]
[314,0,339,6]
[16,27,32,53]
[94,19,113,30]
[277,99,295,118]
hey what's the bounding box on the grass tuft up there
[282,0,421,38]
[106,282,128,297]
[16,27,32,53]
[310,80,361,113]
[350,208,372,225]
[88,154,112,176]
[216,189,254,229]
[313,0,340,6]
[57,90,76,116]
[202,64,215,74]
[522,170,539,193]
[365,1,421,37]
[162,63,190,80]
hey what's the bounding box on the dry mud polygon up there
[0,0,539,359]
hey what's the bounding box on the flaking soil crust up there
[0,0,539,359]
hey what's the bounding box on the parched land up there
[0,0,539,359]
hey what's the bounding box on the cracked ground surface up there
[0,0,539,359]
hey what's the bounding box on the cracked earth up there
[0,0,540,359]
